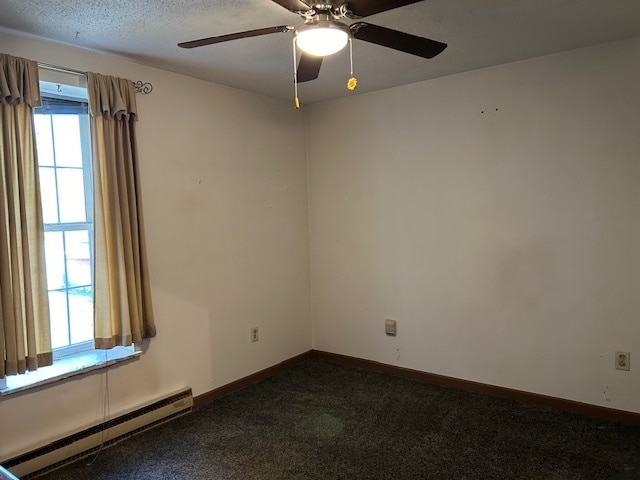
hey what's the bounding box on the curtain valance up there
[87,72,137,120]
[0,53,41,107]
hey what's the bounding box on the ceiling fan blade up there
[270,0,312,13]
[344,0,425,18]
[178,26,293,49]
[350,22,447,59]
[297,53,323,82]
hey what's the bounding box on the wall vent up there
[3,388,193,479]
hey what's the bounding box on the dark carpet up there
[38,358,640,479]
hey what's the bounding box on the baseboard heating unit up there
[2,388,193,479]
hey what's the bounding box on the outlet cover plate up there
[615,351,630,371]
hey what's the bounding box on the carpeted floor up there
[38,358,640,479]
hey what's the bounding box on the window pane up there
[34,114,54,166]
[65,230,91,287]
[52,115,83,167]
[49,291,70,349]
[69,287,93,345]
[44,231,65,290]
[57,168,87,222]
[39,167,59,224]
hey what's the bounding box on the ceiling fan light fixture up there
[295,19,350,57]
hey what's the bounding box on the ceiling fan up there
[178,0,447,86]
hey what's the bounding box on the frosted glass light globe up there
[296,22,349,57]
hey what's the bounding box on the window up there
[35,79,94,359]
[0,71,137,395]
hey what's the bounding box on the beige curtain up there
[88,72,155,349]
[0,53,52,378]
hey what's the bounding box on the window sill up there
[0,347,140,396]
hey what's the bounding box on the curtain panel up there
[0,53,52,378]
[87,72,155,349]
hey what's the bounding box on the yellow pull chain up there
[347,38,357,91]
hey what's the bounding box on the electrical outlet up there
[615,351,630,371]
[385,319,397,336]
[250,326,259,342]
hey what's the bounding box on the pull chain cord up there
[87,349,111,466]
[347,37,357,91]
[292,38,300,109]
[350,37,354,75]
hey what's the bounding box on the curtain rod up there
[38,62,153,94]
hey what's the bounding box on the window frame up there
[36,88,96,357]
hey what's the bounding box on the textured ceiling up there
[1,0,640,103]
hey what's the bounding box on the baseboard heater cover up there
[3,387,193,479]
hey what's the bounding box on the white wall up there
[306,38,640,413]
[2,27,639,462]
[0,30,311,459]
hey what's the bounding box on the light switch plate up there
[385,319,397,336]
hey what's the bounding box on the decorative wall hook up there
[133,80,153,94]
